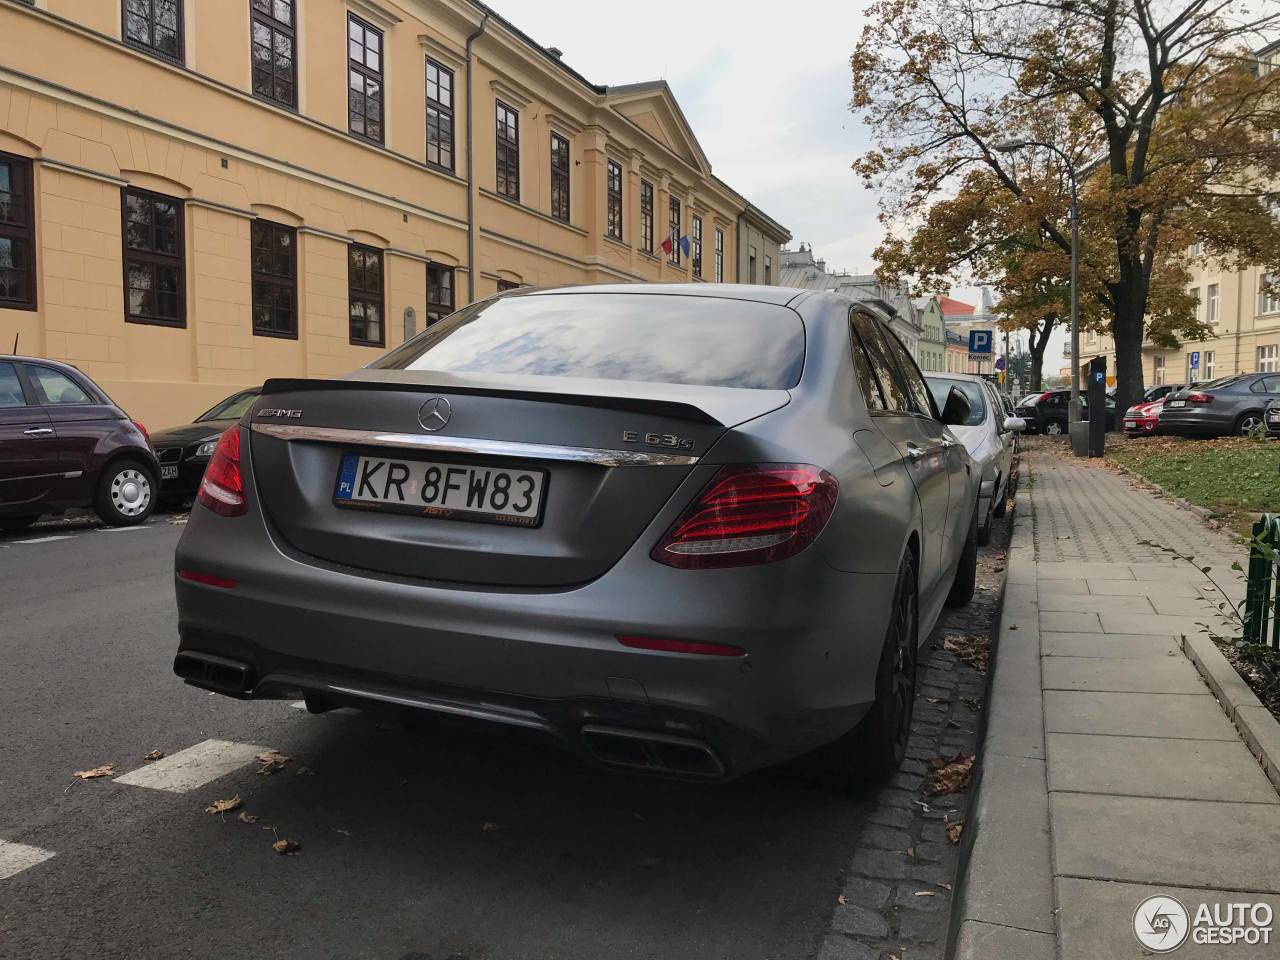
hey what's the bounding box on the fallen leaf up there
[336,828,350,836]
[237,811,259,824]
[1009,624,1018,631]
[937,881,953,891]
[143,750,166,762]
[256,750,291,775]
[947,820,965,844]
[905,846,916,860]
[481,822,504,833]
[926,696,949,705]
[914,890,937,897]
[942,634,990,673]
[74,764,114,780]
[837,894,848,905]
[205,795,242,815]
[927,754,976,796]
[272,837,301,855]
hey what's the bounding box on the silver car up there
[926,374,1023,545]
[173,285,979,789]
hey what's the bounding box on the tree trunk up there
[1110,279,1148,415]
[1027,314,1056,392]
[1030,350,1044,392]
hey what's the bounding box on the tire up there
[992,473,1008,518]
[1042,418,1065,437]
[815,550,919,790]
[0,515,40,534]
[1236,412,1265,437]
[977,495,993,546]
[947,509,978,607]
[94,459,156,526]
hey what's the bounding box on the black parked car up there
[150,388,261,502]
[1014,389,1117,436]
[0,356,160,532]
[1265,398,1280,437]
[1161,374,1280,437]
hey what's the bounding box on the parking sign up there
[968,330,993,354]
[1190,351,1200,369]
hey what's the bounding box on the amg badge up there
[257,408,303,418]
[622,430,695,450]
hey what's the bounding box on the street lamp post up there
[994,139,1081,427]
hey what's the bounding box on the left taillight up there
[651,463,838,569]
[132,420,149,442]
[196,426,246,517]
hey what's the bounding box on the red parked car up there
[0,356,160,532]
[1123,399,1164,437]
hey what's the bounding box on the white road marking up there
[15,535,74,544]
[0,841,55,880]
[97,526,152,534]
[113,739,265,793]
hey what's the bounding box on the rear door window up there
[850,311,908,412]
[1251,376,1280,395]
[372,292,805,390]
[875,320,937,417]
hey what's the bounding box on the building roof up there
[778,245,921,330]
[938,296,975,317]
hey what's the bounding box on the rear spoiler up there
[259,377,725,426]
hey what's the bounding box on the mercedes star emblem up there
[418,397,452,432]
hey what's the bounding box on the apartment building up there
[1083,259,1280,387]
[0,0,789,426]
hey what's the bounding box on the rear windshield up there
[369,292,805,389]
[198,390,260,422]
[926,377,987,426]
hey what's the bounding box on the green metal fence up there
[1244,514,1280,650]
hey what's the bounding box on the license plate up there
[334,453,546,527]
[1268,411,1280,424]
[1123,419,1138,427]
[1166,399,1186,408]
[161,465,180,480]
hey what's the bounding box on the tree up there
[852,0,1280,413]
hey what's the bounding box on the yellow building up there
[1085,258,1280,387]
[0,0,788,427]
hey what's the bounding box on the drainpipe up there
[735,214,743,283]
[465,13,490,304]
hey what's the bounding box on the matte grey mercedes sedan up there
[173,285,979,790]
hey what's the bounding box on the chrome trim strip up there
[326,683,551,732]
[250,422,701,466]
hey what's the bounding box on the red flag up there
[660,237,673,255]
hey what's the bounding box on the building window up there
[348,244,384,346]
[1259,344,1279,373]
[1203,350,1215,380]
[1206,283,1219,325]
[691,215,702,277]
[1189,287,1200,324]
[347,14,384,144]
[1260,274,1280,315]
[0,153,36,311]
[496,278,519,292]
[607,160,623,240]
[251,0,296,108]
[550,133,570,223]
[765,254,772,285]
[251,220,296,338]
[714,228,724,282]
[427,263,454,325]
[1153,354,1165,384]
[122,188,184,327]
[667,195,682,264]
[495,101,520,200]
[123,0,183,63]
[425,58,454,171]
[749,247,757,283]
[640,180,654,253]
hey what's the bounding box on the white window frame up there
[1259,344,1279,373]
[1206,283,1219,325]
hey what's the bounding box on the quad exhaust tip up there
[173,651,253,694]
[581,724,725,778]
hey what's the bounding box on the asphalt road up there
[0,514,881,960]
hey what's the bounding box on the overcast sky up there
[495,0,882,276]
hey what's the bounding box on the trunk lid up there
[248,372,789,587]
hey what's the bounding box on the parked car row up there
[1014,389,1117,436]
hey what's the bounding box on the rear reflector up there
[196,426,246,517]
[177,569,238,589]
[652,463,838,569]
[617,635,746,657]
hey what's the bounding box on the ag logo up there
[1134,895,1190,953]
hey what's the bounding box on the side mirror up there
[1003,416,1027,433]
[940,387,971,426]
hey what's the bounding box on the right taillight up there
[1187,392,1213,405]
[196,426,246,517]
[651,463,838,569]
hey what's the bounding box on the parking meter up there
[1087,356,1106,457]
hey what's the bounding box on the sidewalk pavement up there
[951,443,1280,960]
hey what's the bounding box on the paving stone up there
[1044,690,1238,739]
[859,824,911,851]
[1087,578,1201,597]
[892,885,949,912]
[1038,593,1154,613]
[1040,610,1102,632]
[866,805,913,830]
[1041,632,1180,658]
[831,902,890,939]
[840,876,893,909]
[895,908,942,941]
[1042,656,1207,694]
[1099,612,1219,636]
[849,849,908,880]
[1036,578,1090,595]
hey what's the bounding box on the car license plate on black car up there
[1166,399,1186,408]
[334,453,546,527]
[161,465,179,480]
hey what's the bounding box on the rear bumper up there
[1158,408,1230,435]
[174,500,894,780]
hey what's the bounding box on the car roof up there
[518,282,807,307]
[3,355,89,378]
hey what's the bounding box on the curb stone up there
[1182,631,1280,793]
